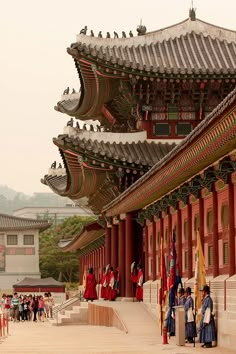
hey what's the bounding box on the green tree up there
[39,215,96,283]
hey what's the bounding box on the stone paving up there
[0,302,235,354]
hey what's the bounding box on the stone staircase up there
[50,300,88,326]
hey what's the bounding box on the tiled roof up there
[54,135,176,167]
[0,213,51,231]
[69,19,236,76]
[13,277,64,287]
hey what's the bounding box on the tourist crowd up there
[0,292,54,322]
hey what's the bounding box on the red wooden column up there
[92,251,95,269]
[177,202,182,276]
[98,250,101,279]
[199,192,205,253]
[144,223,149,281]
[85,255,88,270]
[111,223,118,268]
[105,226,111,266]
[187,198,193,279]
[79,257,83,284]
[102,247,105,267]
[160,211,164,239]
[125,213,134,297]
[228,176,235,276]
[212,184,219,277]
[95,250,99,280]
[118,219,125,296]
[168,208,172,237]
[152,217,157,280]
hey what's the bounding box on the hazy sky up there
[1,0,236,195]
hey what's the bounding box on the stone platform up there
[0,301,235,353]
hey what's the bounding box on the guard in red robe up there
[83,267,97,301]
[136,264,143,302]
[107,266,117,301]
[100,267,107,299]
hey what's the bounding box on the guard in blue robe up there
[177,287,186,306]
[184,287,197,343]
[199,285,216,348]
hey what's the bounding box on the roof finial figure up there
[137,19,147,36]
[63,87,69,95]
[83,123,87,130]
[106,32,111,38]
[98,31,102,38]
[67,118,73,127]
[129,30,133,37]
[189,1,196,21]
[122,31,126,38]
[90,124,94,131]
[114,31,119,38]
[72,88,76,93]
[51,161,56,169]
[58,163,62,168]
[76,121,80,130]
[90,30,94,37]
[80,26,88,35]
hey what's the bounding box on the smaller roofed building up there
[13,277,65,303]
[0,214,50,291]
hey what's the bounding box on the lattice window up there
[184,220,188,241]
[24,235,34,245]
[208,245,213,266]
[153,123,170,136]
[223,242,229,264]
[184,251,188,270]
[150,258,153,275]
[176,123,193,136]
[149,234,153,251]
[7,235,17,245]
[207,210,213,233]
[165,228,169,249]
[157,231,161,248]
[194,215,199,232]
[221,204,229,229]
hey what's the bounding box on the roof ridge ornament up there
[189,1,196,21]
[137,18,147,36]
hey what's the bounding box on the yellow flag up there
[194,230,206,325]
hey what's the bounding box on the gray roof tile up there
[0,213,51,231]
[70,32,236,75]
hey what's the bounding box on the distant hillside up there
[0,185,88,215]
[0,185,27,200]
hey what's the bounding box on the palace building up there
[42,9,236,349]
[0,214,50,291]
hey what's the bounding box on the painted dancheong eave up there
[103,87,236,216]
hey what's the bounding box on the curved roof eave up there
[58,221,104,251]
